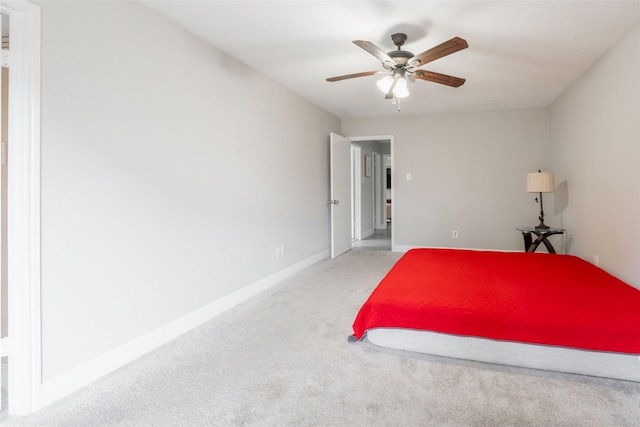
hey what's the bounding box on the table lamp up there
[526,170,555,229]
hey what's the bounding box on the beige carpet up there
[3,247,640,426]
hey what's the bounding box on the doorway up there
[348,135,393,251]
[383,153,392,226]
[329,133,394,256]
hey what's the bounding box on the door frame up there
[1,0,42,415]
[347,135,394,248]
[0,11,4,414]
[350,144,362,241]
[372,152,384,230]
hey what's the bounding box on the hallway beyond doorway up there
[352,228,391,251]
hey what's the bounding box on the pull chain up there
[391,95,401,111]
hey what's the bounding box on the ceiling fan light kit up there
[376,69,410,99]
[391,76,409,98]
[327,32,468,106]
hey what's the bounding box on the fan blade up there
[409,37,468,67]
[326,70,384,82]
[353,40,397,67]
[413,70,466,87]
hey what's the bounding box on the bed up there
[351,248,640,382]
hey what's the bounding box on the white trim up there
[392,244,522,253]
[40,249,329,407]
[372,152,384,230]
[350,144,362,241]
[1,0,42,416]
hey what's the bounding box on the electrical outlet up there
[594,255,599,267]
[274,245,286,259]
[452,230,458,239]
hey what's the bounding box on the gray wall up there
[550,24,640,288]
[37,1,339,381]
[343,109,552,251]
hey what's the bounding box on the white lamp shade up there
[376,76,393,94]
[393,77,409,98]
[526,172,555,193]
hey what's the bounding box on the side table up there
[515,226,566,254]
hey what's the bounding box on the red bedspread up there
[352,249,640,354]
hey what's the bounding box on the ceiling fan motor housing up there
[386,50,413,67]
[385,33,414,68]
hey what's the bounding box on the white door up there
[329,132,352,258]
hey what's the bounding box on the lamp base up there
[535,193,550,230]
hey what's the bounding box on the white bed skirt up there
[366,328,640,382]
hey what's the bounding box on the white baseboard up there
[40,249,329,408]
[392,245,520,253]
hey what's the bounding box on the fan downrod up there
[387,33,413,65]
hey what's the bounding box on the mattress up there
[352,248,640,381]
[366,328,640,382]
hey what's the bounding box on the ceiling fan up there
[326,33,468,99]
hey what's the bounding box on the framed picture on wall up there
[364,155,372,177]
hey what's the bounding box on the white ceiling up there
[141,1,640,119]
